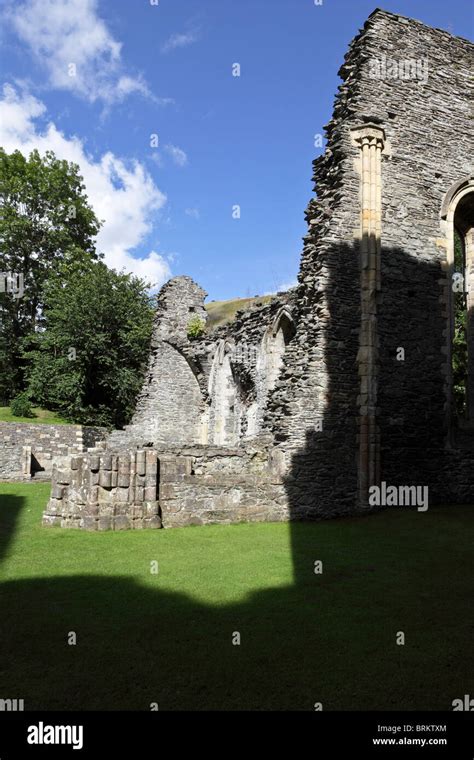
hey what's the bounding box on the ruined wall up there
[43,439,287,529]
[109,277,208,448]
[270,9,474,513]
[43,10,474,529]
[107,277,298,451]
[43,447,161,530]
[0,422,105,480]
[346,11,473,500]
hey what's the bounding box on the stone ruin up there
[43,9,474,530]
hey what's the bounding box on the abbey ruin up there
[43,9,474,530]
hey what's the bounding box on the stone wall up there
[42,439,288,529]
[43,447,161,529]
[107,279,298,451]
[269,9,474,510]
[0,423,105,480]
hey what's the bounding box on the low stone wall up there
[0,422,106,480]
[159,444,288,527]
[42,440,288,530]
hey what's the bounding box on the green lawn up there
[0,482,472,711]
[0,407,70,425]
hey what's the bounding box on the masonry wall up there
[107,278,298,451]
[0,422,105,480]
[42,440,288,529]
[347,11,473,500]
[269,9,474,513]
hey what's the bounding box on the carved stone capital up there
[350,123,386,151]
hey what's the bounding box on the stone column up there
[350,123,385,507]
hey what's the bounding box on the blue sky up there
[0,0,472,301]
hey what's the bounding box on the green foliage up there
[452,229,467,418]
[187,315,206,339]
[0,148,101,397]
[23,259,154,428]
[10,392,33,418]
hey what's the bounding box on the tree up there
[0,148,101,397]
[24,258,154,428]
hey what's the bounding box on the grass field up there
[0,407,69,425]
[0,481,472,710]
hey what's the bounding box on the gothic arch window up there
[263,307,296,394]
[441,175,474,432]
[208,340,241,445]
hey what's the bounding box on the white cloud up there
[161,31,198,54]
[0,84,171,288]
[120,250,171,291]
[165,144,188,167]
[276,279,298,291]
[264,279,298,295]
[4,0,156,105]
[185,207,200,220]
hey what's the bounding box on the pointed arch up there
[270,306,296,342]
[263,307,296,394]
[208,339,241,445]
[441,176,474,436]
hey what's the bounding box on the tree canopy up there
[0,148,155,426]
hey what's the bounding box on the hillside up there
[205,295,273,330]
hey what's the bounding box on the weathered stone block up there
[101,454,112,471]
[136,451,146,476]
[145,450,158,476]
[81,516,98,531]
[51,484,64,499]
[113,515,131,530]
[143,515,162,529]
[99,469,112,488]
[144,500,160,516]
[42,515,62,527]
[115,487,130,502]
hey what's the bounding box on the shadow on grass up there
[1,239,474,710]
[0,507,473,710]
[0,494,24,564]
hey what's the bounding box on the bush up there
[187,316,206,339]
[10,393,34,418]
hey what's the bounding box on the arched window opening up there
[208,341,242,445]
[445,183,474,430]
[264,309,296,394]
[452,226,467,419]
